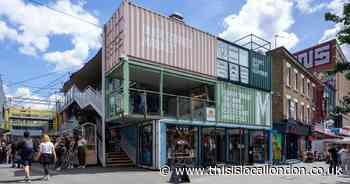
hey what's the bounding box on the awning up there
[331,128,350,137]
[312,126,343,139]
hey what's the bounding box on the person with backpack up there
[18,131,34,182]
[36,134,56,181]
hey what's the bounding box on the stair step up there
[107,163,135,167]
[107,160,133,164]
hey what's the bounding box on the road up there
[0,162,349,184]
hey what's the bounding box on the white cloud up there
[6,87,62,110]
[295,0,326,14]
[0,0,102,70]
[320,0,349,60]
[0,20,18,41]
[219,0,299,50]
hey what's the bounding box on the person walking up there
[36,134,56,181]
[77,135,87,168]
[328,144,339,175]
[18,132,34,183]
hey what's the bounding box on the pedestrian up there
[36,134,56,181]
[55,138,66,171]
[338,144,349,174]
[77,135,87,168]
[328,144,339,175]
[17,131,34,182]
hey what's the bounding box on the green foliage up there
[325,3,350,45]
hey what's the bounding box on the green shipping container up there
[249,51,272,91]
[216,81,271,127]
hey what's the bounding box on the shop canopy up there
[311,126,343,140]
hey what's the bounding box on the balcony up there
[106,59,216,123]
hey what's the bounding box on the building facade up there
[102,1,272,169]
[5,107,53,138]
[293,39,350,128]
[57,50,102,166]
[270,47,323,162]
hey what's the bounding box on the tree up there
[325,3,350,113]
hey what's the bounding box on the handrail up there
[129,88,215,103]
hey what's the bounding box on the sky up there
[0,0,347,109]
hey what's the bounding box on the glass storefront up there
[248,130,268,163]
[166,125,198,166]
[139,123,153,166]
[227,129,245,165]
[202,128,225,166]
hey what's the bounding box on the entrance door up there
[286,135,298,159]
[202,128,225,166]
[228,129,244,165]
[82,123,97,165]
[139,123,153,166]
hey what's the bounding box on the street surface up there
[0,162,349,184]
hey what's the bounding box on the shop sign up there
[206,107,216,122]
[217,59,228,79]
[217,82,271,126]
[294,40,334,69]
[216,40,250,84]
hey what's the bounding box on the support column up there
[122,57,130,116]
[268,129,273,164]
[160,69,163,116]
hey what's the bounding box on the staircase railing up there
[58,85,103,116]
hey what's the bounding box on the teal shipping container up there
[216,81,271,127]
[249,51,272,91]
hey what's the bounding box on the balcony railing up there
[111,88,215,121]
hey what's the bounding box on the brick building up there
[270,47,323,161]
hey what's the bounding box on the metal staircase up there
[58,85,103,116]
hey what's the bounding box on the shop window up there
[227,129,244,165]
[166,125,197,166]
[202,128,225,166]
[249,131,268,163]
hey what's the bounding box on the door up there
[139,123,153,166]
[202,128,225,166]
[82,123,97,165]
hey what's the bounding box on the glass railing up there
[128,88,215,121]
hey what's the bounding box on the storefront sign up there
[217,60,228,79]
[293,40,335,69]
[206,107,216,122]
[229,64,239,82]
[216,40,250,84]
[217,82,271,126]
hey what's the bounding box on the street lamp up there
[274,34,289,49]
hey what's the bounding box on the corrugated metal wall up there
[104,1,126,73]
[124,3,216,77]
[216,81,271,127]
[249,52,272,91]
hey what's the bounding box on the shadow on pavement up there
[30,163,152,177]
[0,177,44,183]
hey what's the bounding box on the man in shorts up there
[18,131,34,182]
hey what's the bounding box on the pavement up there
[0,162,349,184]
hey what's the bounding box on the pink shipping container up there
[103,1,217,78]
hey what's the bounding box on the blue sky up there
[0,0,345,103]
